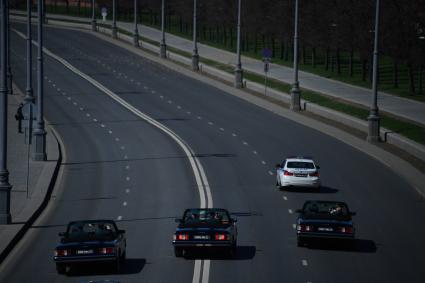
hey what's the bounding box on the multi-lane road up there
[1,21,424,283]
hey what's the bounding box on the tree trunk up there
[284,41,289,61]
[419,65,423,95]
[336,48,341,74]
[262,34,265,50]
[254,34,258,54]
[65,0,69,14]
[362,59,367,81]
[223,26,227,47]
[325,47,330,71]
[348,49,354,77]
[271,36,276,58]
[230,28,233,49]
[302,45,306,65]
[280,40,284,60]
[77,0,80,15]
[393,59,399,88]
[311,47,316,68]
[408,64,416,94]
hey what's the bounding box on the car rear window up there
[66,221,117,241]
[286,162,315,169]
[304,202,348,216]
[183,209,230,224]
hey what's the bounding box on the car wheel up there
[115,256,121,273]
[174,247,184,257]
[121,250,126,262]
[229,241,237,257]
[297,238,306,247]
[56,263,66,274]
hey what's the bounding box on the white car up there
[276,157,321,189]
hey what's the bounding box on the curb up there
[0,89,63,264]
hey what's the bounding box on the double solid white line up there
[12,27,213,283]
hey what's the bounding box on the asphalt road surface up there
[2,21,424,283]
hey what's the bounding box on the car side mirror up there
[275,163,281,168]
[58,232,67,237]
[118,229,126,234]
[350,212,356,216]
[175,218,183,223]
[295,209,303,213]
[316,165,320,169]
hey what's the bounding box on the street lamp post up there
[133,0,139,47]
[234,0,243,88]
[6,0,12,95]
[367,0,381,143]
[160,0,167,58]
[25,0,34,103]
[91,0,97,31]
[112,0,117,39]
[0,0,12,224]
[33,0,47,161]
[192,0,199,71]
[290,0,301,111]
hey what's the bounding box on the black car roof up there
[303,200,348,206]
[67,219,117,226]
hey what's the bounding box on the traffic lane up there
[15,24,425,282]
[5,31,199,283]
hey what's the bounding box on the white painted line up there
[160,95,164,99]
[126,176,130,181]
[117,216,122,221]
[197,116,202,120]
[73,102,77,106]
[79,107,84,111]
[115,137,120,142]
[268,171,273,175]
[219,128,224,131]
[125,189,130,193]
[123,201,127,206]
[208,122,214,125]
[22,41,214,283]
[283,196,288,201]
[261,161,266,165]
[121,146,125,150]
[232,133,237,137]
[302,260,308,266]
[124,155,128,159]
[243,141,248,145]
[168,100,173,104]
[100,124,105,128]
[292,224,297,229]
[86,113,91,117]
[125,165,130,170]
[108,130,113,134]
[93,118,97,122]
[288,209,293,214]
[253,150,257,154]
[186,111,191,115]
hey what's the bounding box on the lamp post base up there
[160,43,167,58]
[91,20,97,32]
[367,114,381,143]
[192,53,199,71]
[32,129,47,161]
[0,183,12,224]
[235,68,243,88]
[112,26,118,39]
[133,32,139,47]
[290,84,301,111]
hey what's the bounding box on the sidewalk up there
[17,10,425,127]
[0,86,61,263]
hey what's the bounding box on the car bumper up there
[53,254,117,263]
[281,179,321,188]
[297,232,354,240]
[172,240,233,247]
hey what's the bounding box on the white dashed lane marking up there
[100,124,105,128]
[123,202,127,206]
[125,189,130,193]
[243,141,248,145]
[108,130,113,134]
[93,118,97,122]
[79,107,84,111]
[186,111,191,115]
[86,113,91,117]
[125,165,130,170]
[288,209,293,214]
[268,171,273,175]
[232,133,237,137]
[208,122,214,125]
[115,138,120,142]
[302,260,308,266]
[283,196,288,201]
[219,128,224,131]
[126,176,130,181]
[117,216,122,221]
[261,161,266,165]
[253,151,257,154]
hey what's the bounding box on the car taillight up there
[297,224,313,232]
[338,227,353,233]
[99,247,115,254]
[177,234,189,240]
[309,171,319,177]
[54,249,70,257]
[284,170,294,176]
[215,234,230,241]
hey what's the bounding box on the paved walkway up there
[13,10,425,126]
[0,85,59,263]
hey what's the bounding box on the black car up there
[172,208,238,257]
[296,201,356,246]
[53,220,126,274]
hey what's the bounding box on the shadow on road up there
[306,238,377,253]
[184,245,256,260]
[67,258,146,276]
[283,186,339,194]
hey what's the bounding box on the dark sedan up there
[172,208,237,257]
[296,200,356,247]
[53,220,126,274]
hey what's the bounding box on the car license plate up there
[295,174,307,177]
[318,227,333,232]
[76,249,93,255]
[194,235,209,240]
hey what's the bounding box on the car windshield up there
[304,202,349,216]
[66,221,117,241]
[183,209,230,224]
[286,161,315,169]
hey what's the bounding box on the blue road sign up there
[262,48,272,58]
